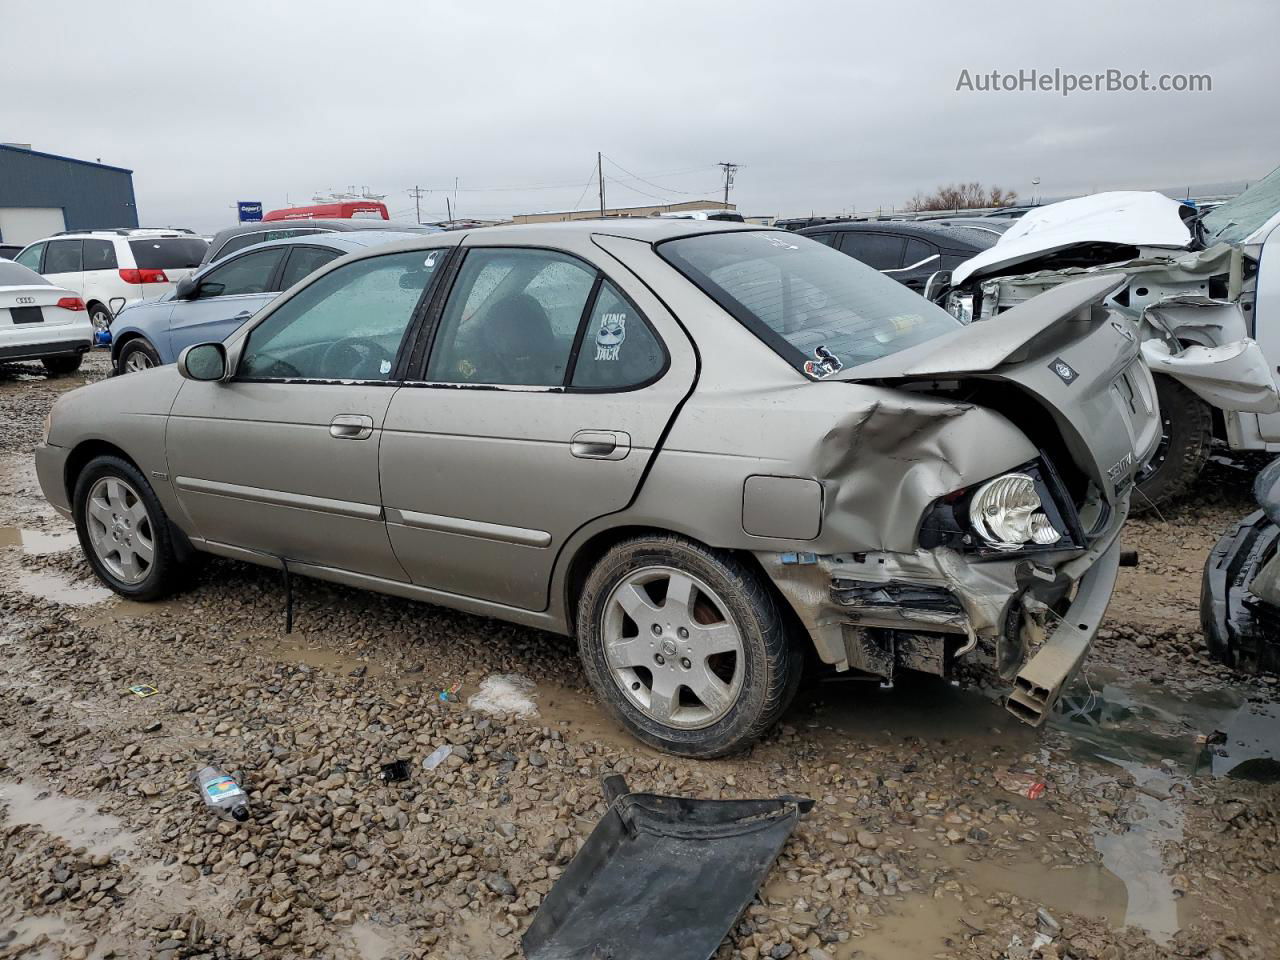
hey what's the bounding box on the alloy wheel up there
[124,351,154,373]
[601,565,745,729]
[85,476,154,584]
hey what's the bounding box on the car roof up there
[203,230,426,265]
[798,220,998,251]
[478,218,759,244]
[209,219,438,241]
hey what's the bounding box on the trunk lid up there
[837,274,1160,502]
[0,283,78,327]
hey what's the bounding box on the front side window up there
[239,250,441,381]
[659,231,961,375]
[570,281,665,389]
[195,248,285,300]
[426,248,595,386]
[82,238,119,271]
[14,242,44,272]
[44,239,82,273]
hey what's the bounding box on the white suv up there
[13,229,209,334]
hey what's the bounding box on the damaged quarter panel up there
[597,232,1154,724]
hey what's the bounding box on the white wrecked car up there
[939,170,1280,507]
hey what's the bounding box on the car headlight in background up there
[969,473,1063,550]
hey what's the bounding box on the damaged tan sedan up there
[35,221,1159,756]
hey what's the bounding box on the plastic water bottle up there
[193,766,249,822]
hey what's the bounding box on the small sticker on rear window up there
[803,345,843,379]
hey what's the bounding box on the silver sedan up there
[35,220,1159,756]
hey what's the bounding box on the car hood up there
[951,191,1195,285]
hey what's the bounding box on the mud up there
[0,353,1276,960]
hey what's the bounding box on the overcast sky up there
[4,0,1278,231]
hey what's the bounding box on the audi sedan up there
[35,220,1159,757]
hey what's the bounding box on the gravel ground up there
[0,353,1277,960]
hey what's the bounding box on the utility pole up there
[598,151,606,217]
[446,196,452,222]
[718,162,739,210]
[408,185,425,224]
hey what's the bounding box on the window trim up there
[232,247,453,387]
[407,244,670,395]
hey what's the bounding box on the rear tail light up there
[56,297,86,311]
[118,268,170,284]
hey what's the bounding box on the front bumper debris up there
[1201,509,1280,675]
[523,775,811,960]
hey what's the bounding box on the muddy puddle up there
[0,525,78,556]
[1050,665,1280,781]
[11,566,113,606]
[0,778,139,858]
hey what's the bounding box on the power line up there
[602,155,718,195]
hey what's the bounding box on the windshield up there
[1203,166,1280,244]
[129,238,209,270]
[659,230,960,376]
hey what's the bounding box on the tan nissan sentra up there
[35,220,1159,756]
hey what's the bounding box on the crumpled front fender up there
[1141,337,1280,413]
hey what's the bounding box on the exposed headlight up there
[945,291,975,324]
[969,473,1063,550]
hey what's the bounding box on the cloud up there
[2,0,1276,230]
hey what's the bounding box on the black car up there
[798,221,1000,293]
[0,243,22,260]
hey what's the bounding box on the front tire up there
[117,338,161,375]
[1133,375,1213,512]
[42,354,83,376]
[576,534,801,758]
[73,455,185,600]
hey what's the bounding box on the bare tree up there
[905,182,1018,212]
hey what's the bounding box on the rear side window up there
[279,246,341,289]
[83,238,119,271]
[129,238,208,269]
[570,281,665,389]
[44,240,82,273]
[212,233,265,261]
[195,248,285,299]
[807,233,836,246]
[902,238,938,267]
[426,248,595,386]
[837,232,904,270]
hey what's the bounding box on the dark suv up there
[798,221,1000,293]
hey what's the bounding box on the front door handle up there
[330,414,374,440]
[571,430,631,460]
[232,311,254,320]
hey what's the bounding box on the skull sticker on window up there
[595,311,627,361]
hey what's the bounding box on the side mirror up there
[178,342,228,382]
[174,274,199,300]
[923,269,952,303]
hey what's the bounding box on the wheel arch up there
[63,440,144,507]
[560,523,807,646]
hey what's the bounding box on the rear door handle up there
[330,414,374,440]
[232,311,253,321]
[571,430,631,460]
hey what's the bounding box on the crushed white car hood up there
[952,191,1194,285]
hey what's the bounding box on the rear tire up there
[88,302,112,333]
[1133,375,1213,512]
[41,354,83,376]
[576,534,801,758]
[117,338,161,375]
[73,455,185,601]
